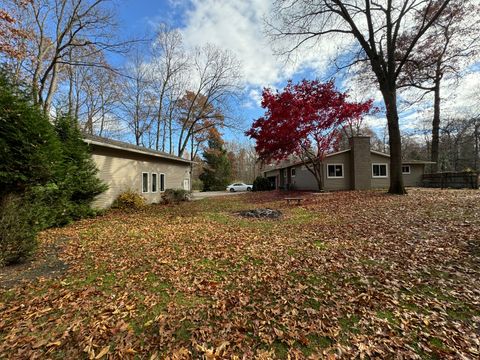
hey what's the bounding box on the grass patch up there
[429,337,445,350]
[339,314,361,334]
[300,334,334,355]
[313,241,327,250]
[175,320,194,342]
[285,207,318,225]
[272,340,289,359]
[376,310,399,325]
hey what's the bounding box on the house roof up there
[263,148,435,172]
[83,134,192,164]
[370,150,436,164]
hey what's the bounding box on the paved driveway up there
[191,191,245,200]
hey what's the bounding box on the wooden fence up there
[422,172,479,189]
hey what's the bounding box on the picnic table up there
[284,197,303,205]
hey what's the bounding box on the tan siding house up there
[84,135,192,209]
[263,136,433,191]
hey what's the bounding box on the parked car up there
[226,183,253,192]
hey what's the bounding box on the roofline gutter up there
[84,139,193,164]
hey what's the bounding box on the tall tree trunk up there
[382,87,406,195]
[67,70,74,117]
[474,119,479,171]
[305,160,324,192]
[43,62,59,115]
[431,67,442,173]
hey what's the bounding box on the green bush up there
[192,179,204,191]
[0,71,108,266]
[0,195,38,266]
[0,72,62,199]
[253,176,273,191]
[162,189,192,204]
[111,190,146,210]
[52,115,108,225]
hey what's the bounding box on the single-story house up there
[262,136,434,191]
[84,134,192,208]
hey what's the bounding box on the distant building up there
[84,134,192,208]
[262,136,434,191]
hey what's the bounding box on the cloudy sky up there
[116,0,480,141]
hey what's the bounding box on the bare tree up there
[225,140,260,182]
[9,0,127,114]
[176,45,242,159]
[270,0,454,194]
[119,51,153,146]
[149,24,188,152]
[398,1,480,172]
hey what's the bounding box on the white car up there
[226,183,253,192]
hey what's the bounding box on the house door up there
[183,179,190,190]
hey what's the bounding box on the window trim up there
[283,169,287,177]
[326,163,344,179]
[142,172,149,193]
[291,167,296,177]
[159,173,165,192]
[402,165,411,175]
[372,163,388,178]
[151,173,158,193]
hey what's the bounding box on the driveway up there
[191,191,245,200]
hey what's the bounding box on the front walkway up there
[191,190,244,200]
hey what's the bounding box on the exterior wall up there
[370,152,390,189]
[90,145,191,208]
[290,164,318,191]
[263,150,427,191]
[402,164,425,187]
[323,152,352,191]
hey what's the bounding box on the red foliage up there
[246,80,374,163]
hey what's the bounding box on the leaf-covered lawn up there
[1,189,479,359]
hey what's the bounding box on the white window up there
[151,173,158,193]
[327,164,344,178]
[142,172,149,193]
[402,165,411,174]
[159,173,165,192]
[291,168,296,177]
[372,163,388,178]
[283,169,287,177]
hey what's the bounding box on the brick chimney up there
[350,136,371,190]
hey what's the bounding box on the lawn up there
[0,189,479,359]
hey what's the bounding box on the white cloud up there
[175,0,348,99]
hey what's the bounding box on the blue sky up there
[112,0,480,144]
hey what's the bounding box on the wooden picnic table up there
[284,197,303,205]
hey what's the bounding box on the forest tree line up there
[1,0,249,164]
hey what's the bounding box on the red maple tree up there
[246,80,374,191]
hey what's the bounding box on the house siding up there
[402,164,425,187]
[263,153,428,191]
[90,145,191,209]
[323,153,352,191]
[370,153,390,189]
[291,165,318,190]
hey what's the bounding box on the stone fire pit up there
[236,208,282,219]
